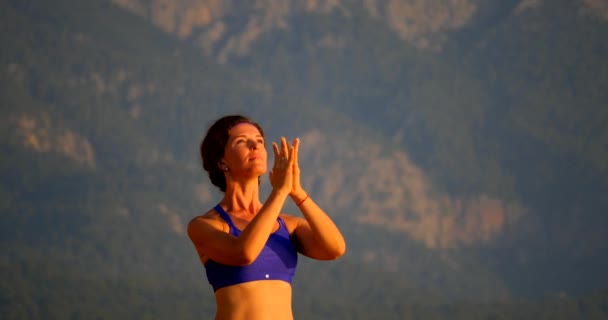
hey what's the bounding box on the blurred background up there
[1,0,608,319]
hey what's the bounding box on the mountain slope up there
[1,0,516,319]
[2,0,608,318]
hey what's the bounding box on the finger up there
[287,145,296,168]
[281,136,289,159]
[272,142,280,165]
[269,170,275,186]
[293,138,299,168]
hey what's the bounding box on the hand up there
[269,137,294,195]
[289,138,307,200]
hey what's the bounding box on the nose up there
[247,139,258,149]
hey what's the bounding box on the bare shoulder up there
[188,208,227,236]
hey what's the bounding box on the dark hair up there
[200,115,265,192]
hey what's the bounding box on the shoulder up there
[188,208,227,236]
[279,213,304,234]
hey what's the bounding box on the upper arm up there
[187,216,252,266]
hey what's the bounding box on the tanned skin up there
[188,123,346,320]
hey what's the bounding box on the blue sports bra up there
[204,204,298,292]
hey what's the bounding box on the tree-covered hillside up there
[2,0,607,319]
[225,0,608,296]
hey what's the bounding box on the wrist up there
[290,190,308,204]
[271,188,291,199]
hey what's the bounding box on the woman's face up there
[221,123,267,178]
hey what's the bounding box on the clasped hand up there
[269,137,303,197]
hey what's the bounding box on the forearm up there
[292,192,346,257]
[237,190,289,262]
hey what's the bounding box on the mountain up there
[109,0,608,293]
[1,0,608,319]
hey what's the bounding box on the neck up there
[222,177,262,215]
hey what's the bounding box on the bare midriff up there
[213,280,293,320]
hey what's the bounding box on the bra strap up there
[214,204,236,229]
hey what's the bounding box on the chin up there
[245,166,266,177]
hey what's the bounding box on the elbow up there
[333,242,347,259]
[233,247,259,266]
[232,256,255,266]
[334,235,347,258]
[238,254,256,266]
[325,241,347,260]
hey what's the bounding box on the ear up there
[218,161,229,171]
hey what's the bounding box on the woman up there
[188,115,346,320]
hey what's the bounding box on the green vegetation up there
[1,0,607,318]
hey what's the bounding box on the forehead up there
[228,123,262,137]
